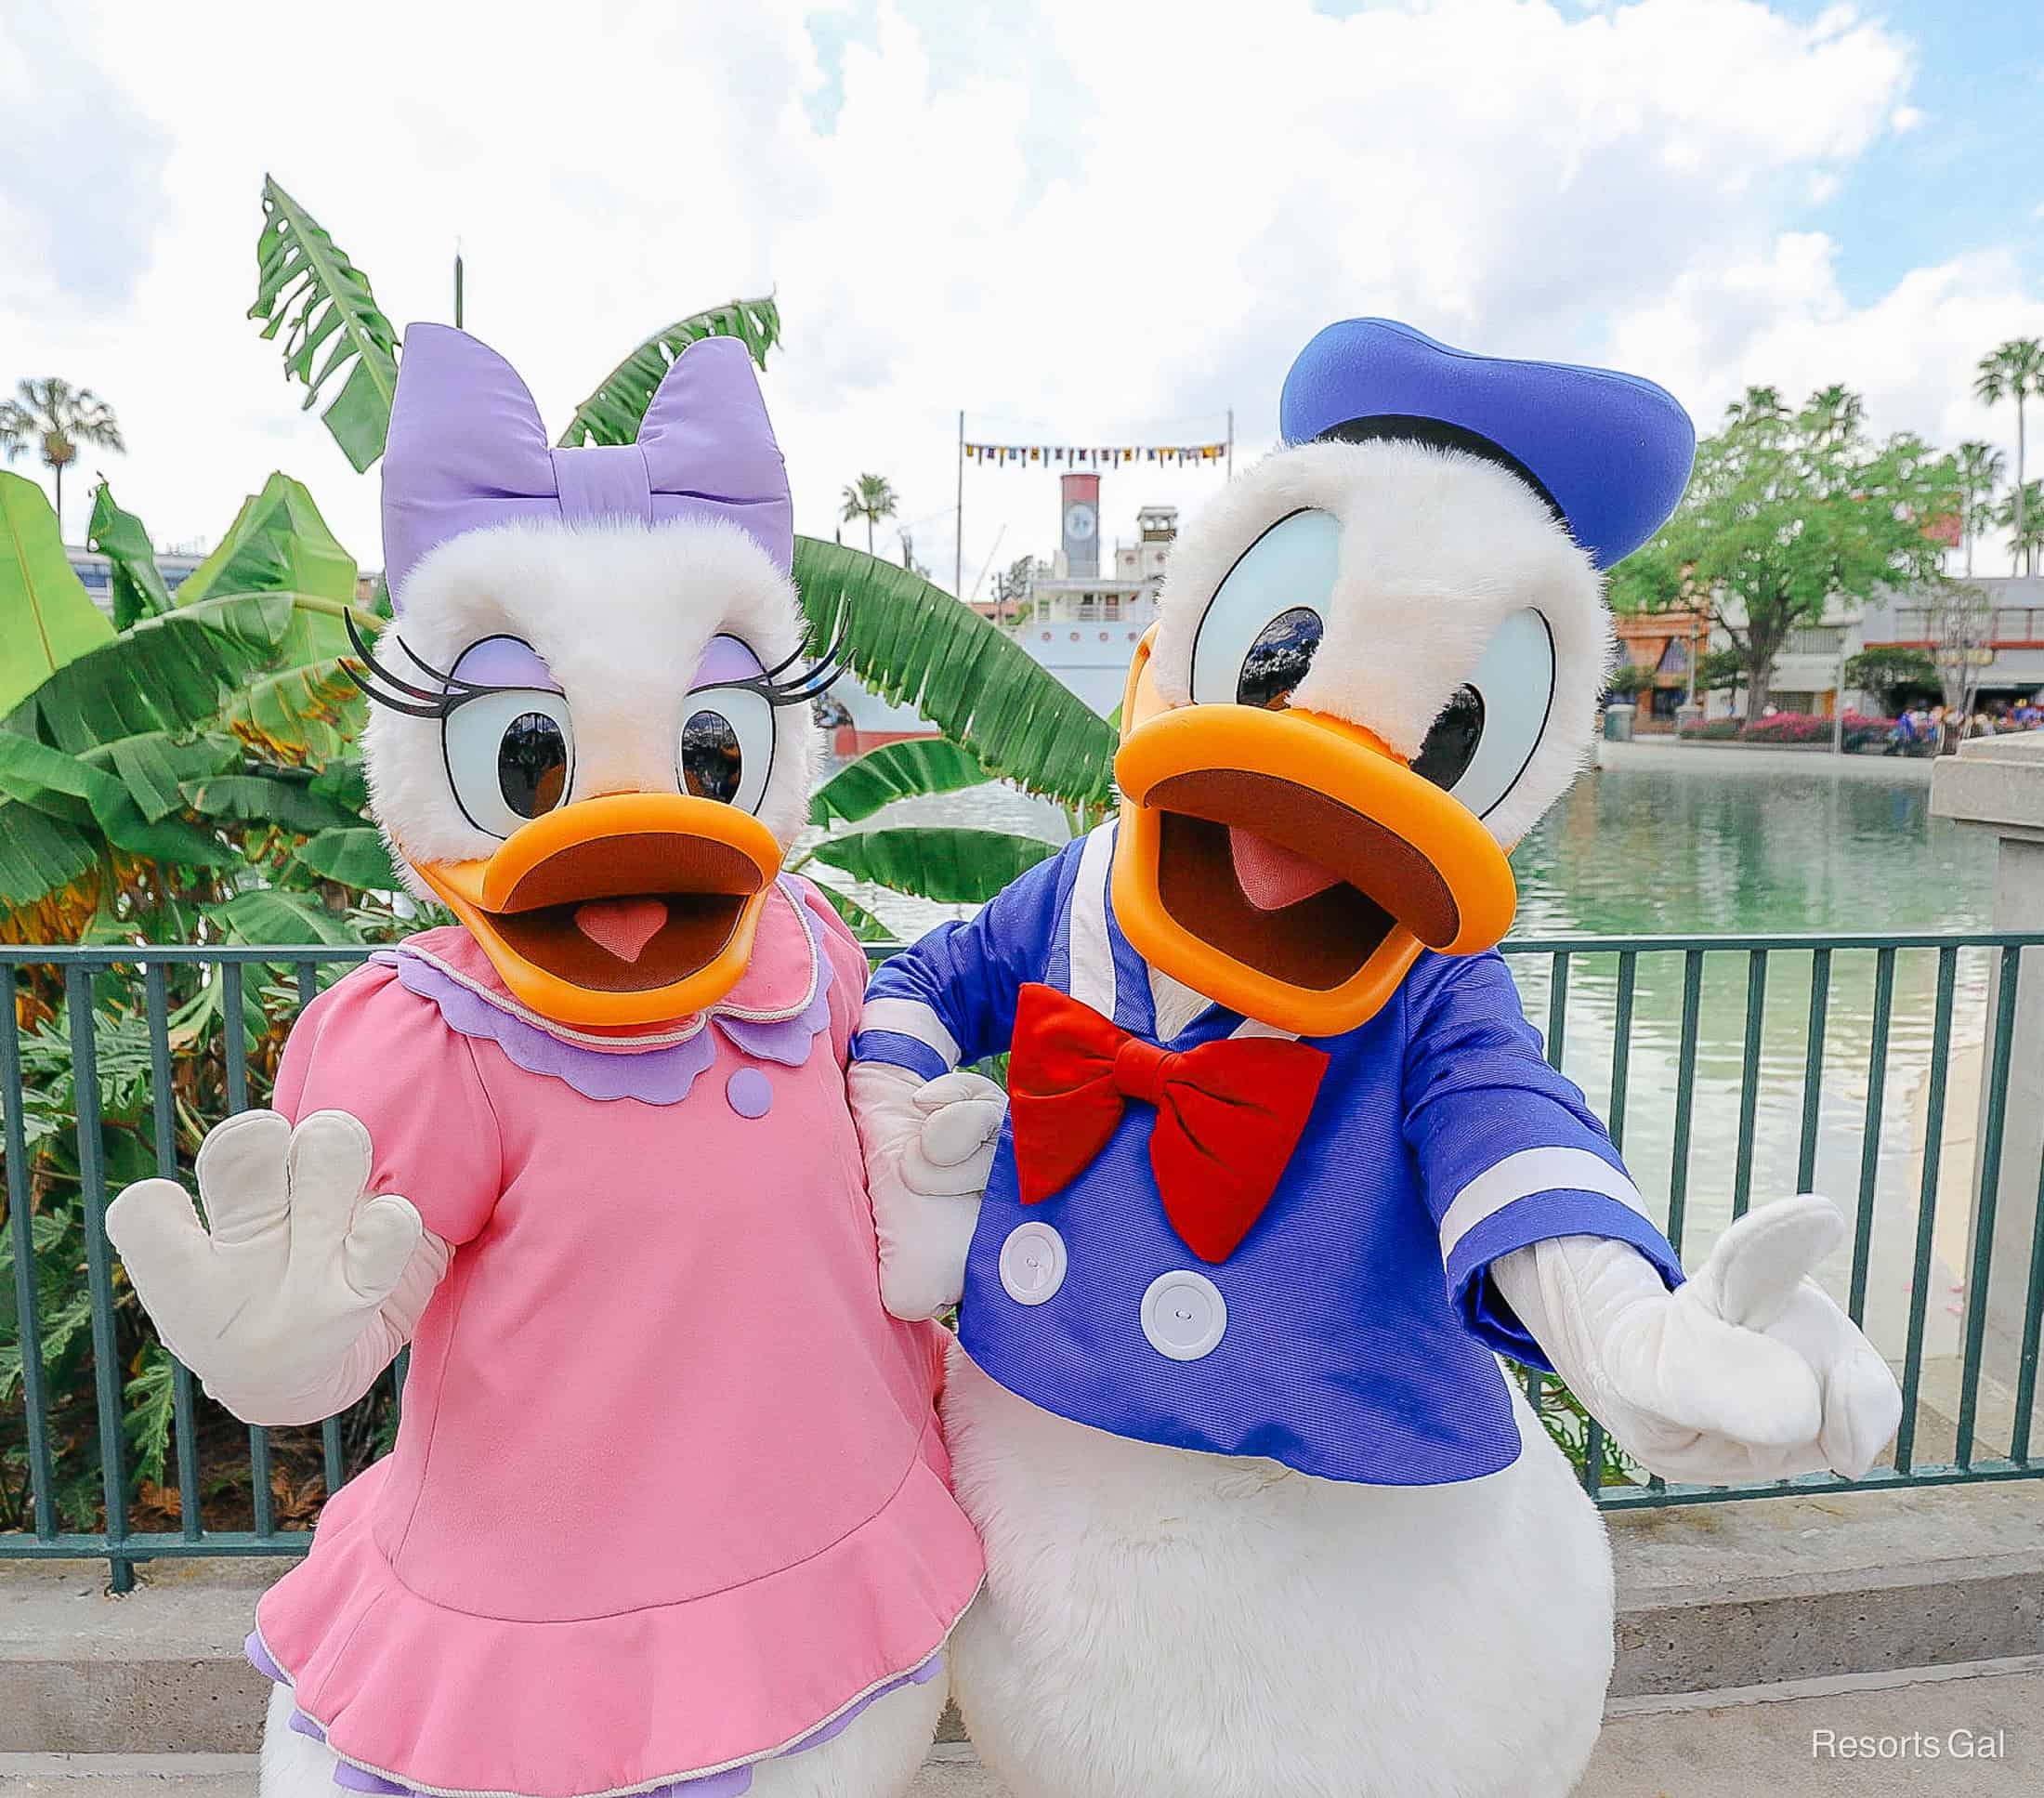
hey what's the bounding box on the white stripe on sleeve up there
[1437,1146,1648,1262]
[857,998,963,1070]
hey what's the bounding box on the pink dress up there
[252,876,983,1798]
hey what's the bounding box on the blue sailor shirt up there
[853,825,1684,1485]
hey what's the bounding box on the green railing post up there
[66,966,135,1591]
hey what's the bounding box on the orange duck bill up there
[412,793,784,1029]
[1110,632,1517,1038]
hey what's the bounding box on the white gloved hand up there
[849,1060,1007,1321]
[105,1109,450,1427]
[1491,1194,1901,1484]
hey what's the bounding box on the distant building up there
[1616,577,2043,727]
[1855,577,2044,704]
[66,545,208,617]
[1011,479,1176,717]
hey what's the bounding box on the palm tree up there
[839,473,898,554]
[1973,339,2044,574]
[1995,480,2044,577]
[1803,383,1864,448]
[0,378,126,532]
[1955,441,2006,576]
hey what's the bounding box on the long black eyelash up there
[755,625,847,707]
[343,612,505,717]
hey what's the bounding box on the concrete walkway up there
[6,1663,2038,1796]
[1595,737,1936,781]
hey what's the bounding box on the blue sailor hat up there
[1278,318,1696,570]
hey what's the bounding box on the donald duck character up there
[849,320,1904,1798]
[106,326,984,1798]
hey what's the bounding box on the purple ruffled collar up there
[378,878,833,1106]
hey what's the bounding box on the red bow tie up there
[1007,982,1330,1264]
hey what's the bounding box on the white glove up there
[105,1109,450,1427]
[1491,1194,1901,1484]
[849,1060,1006,1320]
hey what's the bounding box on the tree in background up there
[1605,663,1653,701]
[1955,440,2005,577]
[1843,646,1939,715]
[0,378,125,532]
[1927,581,1996,723]
[1993,479,2044,576]
[839,473,899,554]
[990,554,1043,623]
[1694,647,1749,710]
[1608,387,1959,721]
[1973,338,2044,573]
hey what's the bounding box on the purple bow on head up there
[379,324,793,611]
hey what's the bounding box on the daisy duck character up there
[849,321,1904,1798]
[107,326,983,1798]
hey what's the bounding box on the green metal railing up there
[4,929,2042,1590]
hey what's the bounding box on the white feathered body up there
[942,1344,1613,1798]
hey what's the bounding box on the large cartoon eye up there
[1410,609,1556,820]
[442,689,576,838]
[678,684,774,814]
[1188,509,1340,708]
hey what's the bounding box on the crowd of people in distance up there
[1889,697,2043,755]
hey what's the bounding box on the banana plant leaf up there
[0,471,117,719]
[801,879,895,943]
[0,733,236,869]
[0,800,96,912]
[291,827,399,890]
[181,773,363,835]
[174,473,356,664]
[9,591,295,756]
[81,732,241,823]
[308,756,369,813]
[211,886,364,947]
[249,177,401,473]
[557,297,782,449]
[793,538,1117,807]
[85,483,172,628]
[220,656,363,767]
[808,738,990,826]
[805,826,1059,906]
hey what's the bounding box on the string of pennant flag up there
[963,441,1230,467]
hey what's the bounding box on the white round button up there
[1140,1269,1228,1361]
[999,1222,1068,1306]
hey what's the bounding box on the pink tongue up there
[1228,826,1342,912]
[573,897,669,963]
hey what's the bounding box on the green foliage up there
[805,826,1058,905]
[1511,1363,1642,1490]
[1608,387,1959,714]
[1605,663,1653,699]
[794,537,1118,807]
[85,483,172,628]
[1844,646,1937,710]
[1694,648,1747,695]
[0,472,116,718]
[556,298,782,449]
[808,738,991,825]
[248,177,401,473]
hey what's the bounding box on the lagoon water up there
[819,750,2003,1356]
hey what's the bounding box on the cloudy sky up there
[4,0,2041,592]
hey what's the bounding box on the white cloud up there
[7,0,2027,607]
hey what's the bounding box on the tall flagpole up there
[453,241,465,328]
[954,410,964,597]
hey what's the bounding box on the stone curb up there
[7,1484,2041,1753]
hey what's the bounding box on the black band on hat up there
[1312,413,1568,529]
